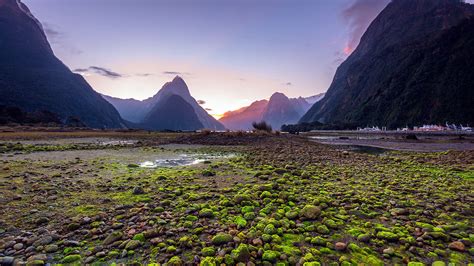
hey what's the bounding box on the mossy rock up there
[199,208,214,218]
[212,233,233,245]
[201,246,216,256]
[376,231,399,241]
[61,255,82,264]
[168,256,183,266]
[132,233,145,242]
[200,257,217,266]
[264,224,277,235]
[235,216,247,228]
[103,231,123,245]
[300,205,321,219]
[262,250,279,262]
[202,169,216,177]
[125,240,141,250]
[231,243,251,262]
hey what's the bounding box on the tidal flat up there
[0,131,473,265]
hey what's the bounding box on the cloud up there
[197,100,206,105]
[342,0,389,55]
[285,82,292,86]
[136,73,153,77]
[163,71,181,75]
[74,66,123,79]
[163,71,191,76]
[205,108,212,111]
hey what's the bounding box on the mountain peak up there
[172,75,185,82]
[269,92,289,101]
[300,0,474,128]
[160,76,190,97]
[354,0,473,58]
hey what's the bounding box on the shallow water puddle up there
[346,145,390,155]
[139,153,235,168]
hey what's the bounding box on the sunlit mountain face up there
[19,0,395,116]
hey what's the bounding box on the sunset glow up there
[21,0,387,115]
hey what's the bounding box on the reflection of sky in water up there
[140,154,234,168]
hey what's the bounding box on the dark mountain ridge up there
[103,76,224,130]
[140,94,204,131]
[0,0,125,128]
[301,0,474,128]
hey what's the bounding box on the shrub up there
[252,121,272,133]
[200,129,212,135]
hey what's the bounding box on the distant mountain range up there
[219,92,324,130]
[301,0,474,128]
[0,0,125,128]
[103,76,224,131]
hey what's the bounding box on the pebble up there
[44,244,59,253]
[35,217,49,225]
[383,247,395,255]
[27,254,47,261]
[85,256,96,264]
[0,256,15,266]
[13,243,23,251]
[448,241,465,252]
[335,242,347,251]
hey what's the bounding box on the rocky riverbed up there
[0,131,472,265]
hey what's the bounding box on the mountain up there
[141,94,203,131]
[101,95,149,123]
[219,100,268,130]
[0,0,125,128]
[219,92,322,130]
[262,93,306,130]
[300,0,474,128]
[304,93,325,105]
[103,76,224,130]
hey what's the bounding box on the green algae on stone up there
[212,233,233,245]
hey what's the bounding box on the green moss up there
[376,231,398,241]
[61,255,82,264]
[235,216,247,228]
[201,247,216,256]
[132,233,145,242]
[167,256,183,266]
[231,244,251,262]
[200,257,217,266]
[212,233,233,245]
[262,250,279,262]
[199,208,214,218]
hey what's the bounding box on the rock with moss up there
[201,246,216,256]
[376,231,398,241]
[132,233,145,242]
[200,257,217,266]
[199,208,214,218]
[103,231,123,245]
[61,255,82,264]
[300,205,321,219]
[167,256,183,266]
[231,243,251,262]
[262,250,279,262]
[316,225,330,234]
[125,240,141,250]
[202,169,216,177]
[212,233,233,245]
[235,216,247,228]
[264,224,277,235]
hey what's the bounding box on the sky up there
[23,0,396,117]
